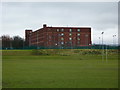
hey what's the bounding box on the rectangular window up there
[77,41,80,44]
[57,29,59,32]
[69,37,72,40]
[77,38,80,40]
[69,29,72,32]
[77,33,80,36]
[61,42,64,44]
[69,33,72,36]
[77,29,80,32]
[61,33,64,36]
[61,29,64,32]
[61,37,64,40]
[85,34,88,37]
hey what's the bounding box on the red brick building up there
[25,24,92,48]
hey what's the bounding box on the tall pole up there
[106,44,107,62]
[99,37,100,49]
[113,35,116,46]
[99,37,100,44]
[101,32,104,62]
[114,35,116,46]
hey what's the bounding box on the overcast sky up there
[1,2,118,45]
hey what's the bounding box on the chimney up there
[43,24,47,28]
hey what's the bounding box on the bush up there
[31,49,43,55]
[82,50,101,55]
[74,50,80,53]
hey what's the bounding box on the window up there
[69,37,72,40]
[61,33,64,36]
[77,41,80,44]
[69,41,72,44]
[57,29,59,32]
[69,29,72,32]
[85,34,88,37]
[61,37,64,40]
[49,36,51,39]
[77,29,80,32]
[77,38,80,40]
[61,42,64,44]
[69,33,72,36]
[77,33,80,36]
[61,29,64,32]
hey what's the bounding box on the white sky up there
[0,2,118,45]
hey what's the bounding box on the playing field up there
[2,49,118,88]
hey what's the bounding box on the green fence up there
[1,45,119,50]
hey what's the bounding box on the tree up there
[1,35,11,49]
[12,36,24,49]
[1,35,25,49]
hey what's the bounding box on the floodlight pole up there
[106,44,107,62]
[113,35,116,46]
[99,37,100,49]
[101,32,104,62]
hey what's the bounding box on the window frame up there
[61,29,64,32]
[77,33,80,36]
[77,38,80,40]
[77,29,80,32]
[69,29,72,32]
[69,37,72,40]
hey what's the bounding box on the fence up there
[1,45,119,50]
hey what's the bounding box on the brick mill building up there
[25,24,92,48]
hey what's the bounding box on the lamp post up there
[99,37,100,49]
[106,43,107,62]
[99,37,100,45]
[113,35,116,46]
[101,32,104,61]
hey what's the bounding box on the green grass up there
[2,50,118,88]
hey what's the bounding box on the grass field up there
[2,49,118,88]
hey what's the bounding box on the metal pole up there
[113,35,116,46]
[106,44,107,62]
[101,32,104,62]
[113,35,114,46]
[99,37,100,49]
[114,35,116,46]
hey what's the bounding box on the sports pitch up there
[2,49,118,88]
